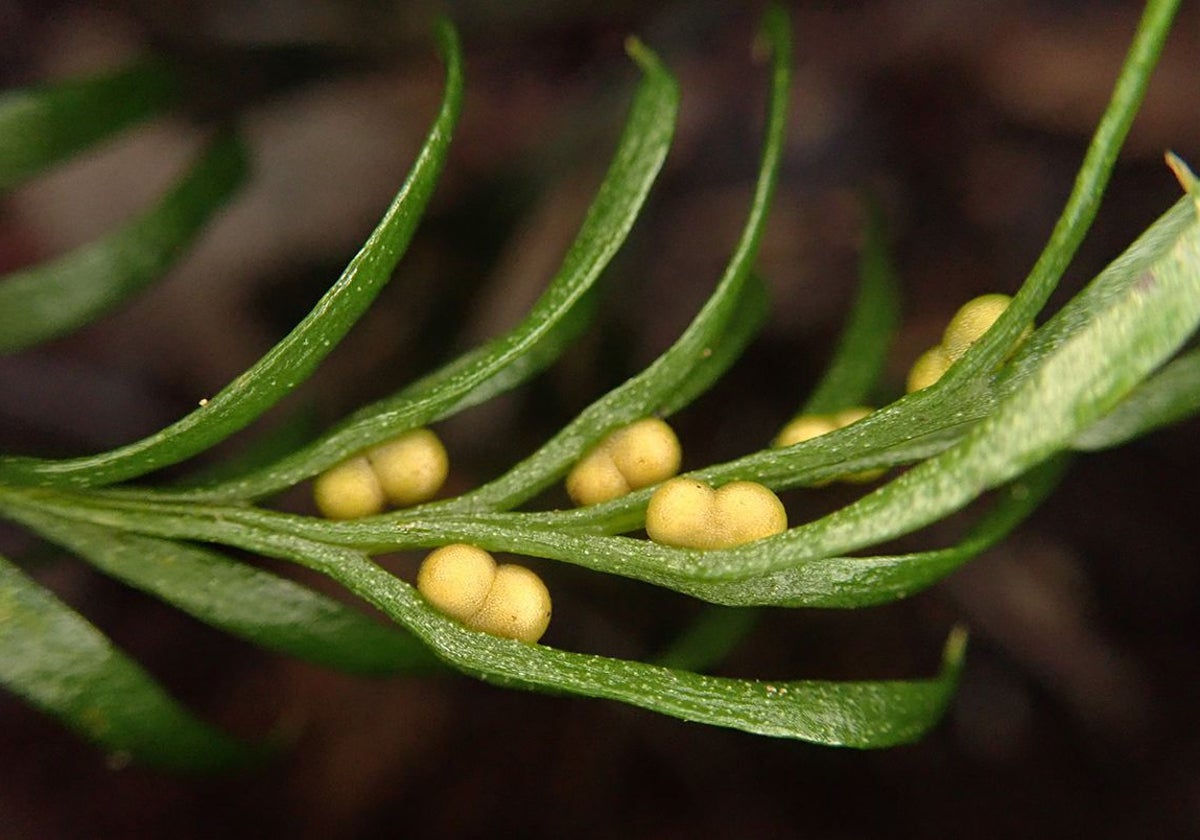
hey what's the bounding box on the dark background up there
[1,1,1199,837]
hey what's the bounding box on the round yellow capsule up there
[644,478,715,548]
[566,417,682,506]
[312,456,386,520]
[906,345,952,393]
[773,414,838,448]
[416,544,552,644]
[645,477,787,550]
[942,293,1014,361]
[710,481,789,547]
[314,427,449,519]
[774,408,884,484]
[366,428,449,506]
[416,544,496,624]
[831,406,872,427]
[466,564,552,644]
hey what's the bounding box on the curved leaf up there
[145,34,681,504]
[0,61,179,191]
[305,538,966,747]
[0,553,254,771]
[1072,346,1200,450]
[800,196,899,415]
[0,19,464,488]
[0,485,965,745]
[934,0,1180,388]
[419,0,792,516]
[0,131,248,353]
[7,507,438,675]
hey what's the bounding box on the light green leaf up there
[934,0,1180,389]
[1072,346,1200,450]
[0,553,254,771]
[0,131,248,353]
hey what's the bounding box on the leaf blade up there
[0,20,465,488]
[801,197,900,415]
[0,61,180,191]
[140,32,682,505]
[7,507,439,675]
[0,553,254,771]
[0,131,248,353]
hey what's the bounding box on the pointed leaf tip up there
[1166,151,1200,201]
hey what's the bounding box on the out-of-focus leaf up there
[7,507,438,675]
[0,131,248,353]
[654,606,760,672]
[800,197,899,415]
[0,553,254,771]
[0,61,179,191]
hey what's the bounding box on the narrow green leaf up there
[0,131,248,353]
[1001,196,1193,391]
[0,487,966,746]
[0,20,464,488]
[6,507,438,675]
[0,61,179,191]
[144,34,680,505]
[1072,346,1200,450]
[654,606,759,672]
[679,190,1200,581]
[666,457,1068,607]
[0,442,1066,610]
[938,0,1180,387]
[801,196,899,415]
[88,456,1059,610]
[269,534,968,747]
[362,0,785,519]
[0,553,254,771]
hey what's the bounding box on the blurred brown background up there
[1,1,1199,837]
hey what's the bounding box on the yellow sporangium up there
[313,428,449,519]
[645,477,787,550]
[772,413,838,448]
[773,406,885,483]
[566,417,682,506]
[905,345,952,393]
[942,293,1016,361]
[906,293,1032,393]
[417,544,552,643]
